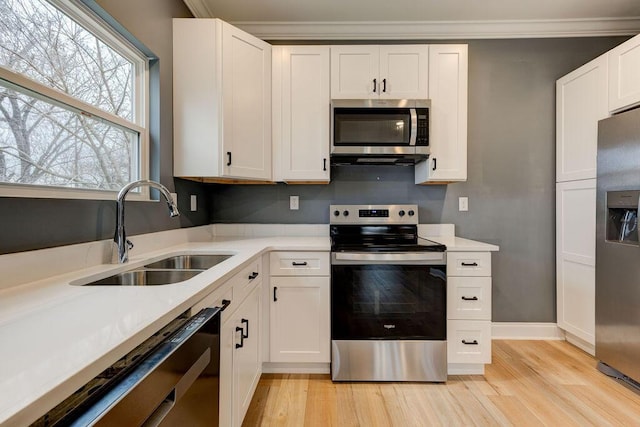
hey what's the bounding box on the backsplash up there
[209,165,448,224]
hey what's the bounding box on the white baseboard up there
[492,322,565,340]
[448,363,485,375]
[564,331,595,356]
[262,362,330,374]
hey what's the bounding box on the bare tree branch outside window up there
[0,0,140,191]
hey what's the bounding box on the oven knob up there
[343,210,349,217]
[399,210,405,217]
[333,210,340,217]
[408,210,415,216]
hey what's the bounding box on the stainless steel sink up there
[143,254,233,270]
[82,269,202,286]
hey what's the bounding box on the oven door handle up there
[332,252,445,264]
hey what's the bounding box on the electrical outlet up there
[290,195,299,210]
[459,197,469,212]
[190,195,197,211]
[170,192,178,206]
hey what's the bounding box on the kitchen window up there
[0,0,149,199]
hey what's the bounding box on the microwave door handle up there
[409,108,417,146]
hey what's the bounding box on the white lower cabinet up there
[446,251,493,373]
[556,179,596,352]
[269,276,330,363]
[267,251,331,369]
[447,320,492,364]
[219,260,263,427]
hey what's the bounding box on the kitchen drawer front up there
[447,252,491,276]
[233,258,263,305]
[270,251,330,276]
[447,320,492,364]
[447,277,492,320]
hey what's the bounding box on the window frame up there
[0,0,151,200]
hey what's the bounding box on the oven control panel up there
[330,204,418,224]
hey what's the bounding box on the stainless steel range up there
[330,204,447,382]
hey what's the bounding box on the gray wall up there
[210,37,628,322]
[0,0,210,254]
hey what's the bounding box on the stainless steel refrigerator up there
[596,106,640,387]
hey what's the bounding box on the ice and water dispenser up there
[606,190,640,245]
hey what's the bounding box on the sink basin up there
[144,254,233,270]
[82,269,202,286]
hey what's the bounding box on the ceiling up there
[182,0,640,39]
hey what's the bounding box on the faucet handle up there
[126,239,134,250]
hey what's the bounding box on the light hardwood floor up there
[243,340,640,426]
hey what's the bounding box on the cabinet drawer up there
[447,277,492,320]
[270,251,329,276]
[447,320,492,364]
[233,258,262,305]
[447,252,491,276]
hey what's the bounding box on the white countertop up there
[0,236,329,427]
[0,225,497,426]
[427,236,500,252]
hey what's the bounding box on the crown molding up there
[182,0,215,19]
[228,18,640,40]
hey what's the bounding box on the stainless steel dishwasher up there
[65,306,223,426]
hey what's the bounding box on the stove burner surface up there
[330,224,446,253]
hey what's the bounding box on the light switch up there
[190,195,197,211]
[290,195,299,210]
[459,197,469,212]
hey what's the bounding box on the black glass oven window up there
[331,264,446,340]
[333,108,411,145]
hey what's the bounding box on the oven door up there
[331,253,446,340]
[330,252,447,381]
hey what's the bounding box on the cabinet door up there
[608,34,640,113]
[222,22,272,180]
[415,45,468,184]
[379,45,428,99]
[330,45,379,99]
[273,46,330,182]
[232,281,262,427]
[173,18,223,178]
[270,276,330,363]
[556,55,608,182]
[556,179,596,348]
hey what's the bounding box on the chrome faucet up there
[113,180,180,263]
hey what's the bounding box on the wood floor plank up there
[243,341,640,427]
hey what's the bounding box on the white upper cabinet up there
[415,44,468,184]
[173,18,272,181]
[556,55,608,182]
[272,46,330,182]
[608,34,640,113]
[331,45,428,99]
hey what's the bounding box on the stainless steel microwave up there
[331,99,430,165]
